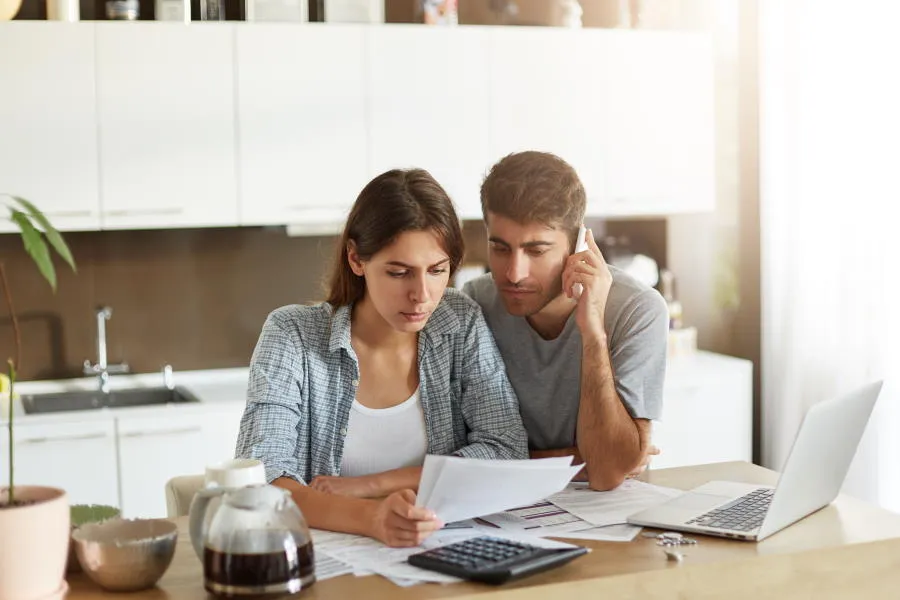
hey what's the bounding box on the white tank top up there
[340,388,428,478]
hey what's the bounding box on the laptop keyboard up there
[686,488,774,532]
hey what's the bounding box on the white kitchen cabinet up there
[95,23,238,230]
[652,351,753,469]
[236,24,368,230]
[367,26,491,220]
[117,412,208,518]
[603,32,715,217]
[116,406,244,518]
[0,419,119,508]
[488,27,611,209]
[0,23,101,232]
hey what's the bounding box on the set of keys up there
[641,531,698,563]
[642,531,699,546]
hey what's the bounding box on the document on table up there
[416,455,583,524]
[548,480,683,527]
[310,525,582,587]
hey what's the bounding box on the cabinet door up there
[489,28,611,210]
[116,413,207,518]
[0,23,101,232]
[604,32,715,217]
[653,353,753,469]
[236,24,368,230]
[368,26,490,220]
[0,419,119,508]
[95,23,238,230]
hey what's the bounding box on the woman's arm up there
[274,477,442,547]
[235,312,308,484]
[309,466,422,498]
[455,306,529,460]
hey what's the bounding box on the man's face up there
[486,212,570,317]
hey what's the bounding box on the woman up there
[235,168,528,548]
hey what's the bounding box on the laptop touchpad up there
[667,492,733,512]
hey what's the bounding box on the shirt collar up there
[327,297,461,354]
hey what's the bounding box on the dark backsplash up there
[1,227,339,381]
[1,219,664,382]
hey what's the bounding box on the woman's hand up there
[309,474,379,498]
[369,489,443,547]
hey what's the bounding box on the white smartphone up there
[572,224,588,298]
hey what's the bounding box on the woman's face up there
[349,229,452,333]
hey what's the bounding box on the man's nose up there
[506,253,529,285]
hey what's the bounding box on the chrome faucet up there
[83,306,130,393]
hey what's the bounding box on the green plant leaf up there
[10,196,76,273]
[11,209,57,291]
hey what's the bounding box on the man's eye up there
[527,249,547,257]
[490,245,509,254]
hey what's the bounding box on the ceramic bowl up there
[72,518,178,592]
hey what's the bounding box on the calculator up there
[407,536,588,585]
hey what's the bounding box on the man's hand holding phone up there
[564,225,613,341]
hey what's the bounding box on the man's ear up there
[347,240,365,277]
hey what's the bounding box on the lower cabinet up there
[652,352,754,469]
[117,406,245,518]
[4,403,245,518]
[2,420,119,507]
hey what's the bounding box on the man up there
[462,151,669,491]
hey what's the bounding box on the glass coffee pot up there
[202,485,315,597]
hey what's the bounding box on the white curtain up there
[760,0,900,511]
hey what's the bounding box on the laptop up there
[627,380,883,541]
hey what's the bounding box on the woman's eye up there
[387,271,408,278]
[429,268,447,276]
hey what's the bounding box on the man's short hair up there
[480,151,586,237]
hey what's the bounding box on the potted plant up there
[1,194,77,600]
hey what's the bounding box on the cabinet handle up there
[19,432,108,445]
[285,205,340,211]
[121,426,201,439]
[44,210,94,218]
[104,208,184,217]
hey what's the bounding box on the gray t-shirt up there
[463,266,668,451]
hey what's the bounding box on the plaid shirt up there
[235,288,528,485]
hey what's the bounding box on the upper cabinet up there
[367,25,491,220]
[603,32,715,216]
[95,23,239,230]
[0,23,101,232]
[489,27,611,209]
[236,24,368,230]
[0,23,715,232]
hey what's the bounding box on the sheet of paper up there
[552,523,643,542]
[479,500,592,535]
[417,455,582,524]
[309,523,584,587]
[548,480,683,527]
[314,550,355,581]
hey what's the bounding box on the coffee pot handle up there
[189,487,226,560]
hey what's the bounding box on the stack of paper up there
[548,479,683,527]
[416,455,583,524]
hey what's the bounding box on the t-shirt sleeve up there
[609,289,669,421]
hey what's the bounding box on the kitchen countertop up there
[1,367,250,426]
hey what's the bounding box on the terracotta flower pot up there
[0,0,23,20]
[0,487,70,600]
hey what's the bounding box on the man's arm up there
[577,337,651,490]
[564,228,665,491]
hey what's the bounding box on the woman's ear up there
[347,240,365,277]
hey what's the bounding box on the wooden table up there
[65,462,900,599]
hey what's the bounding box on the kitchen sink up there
[20,386,201,415]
